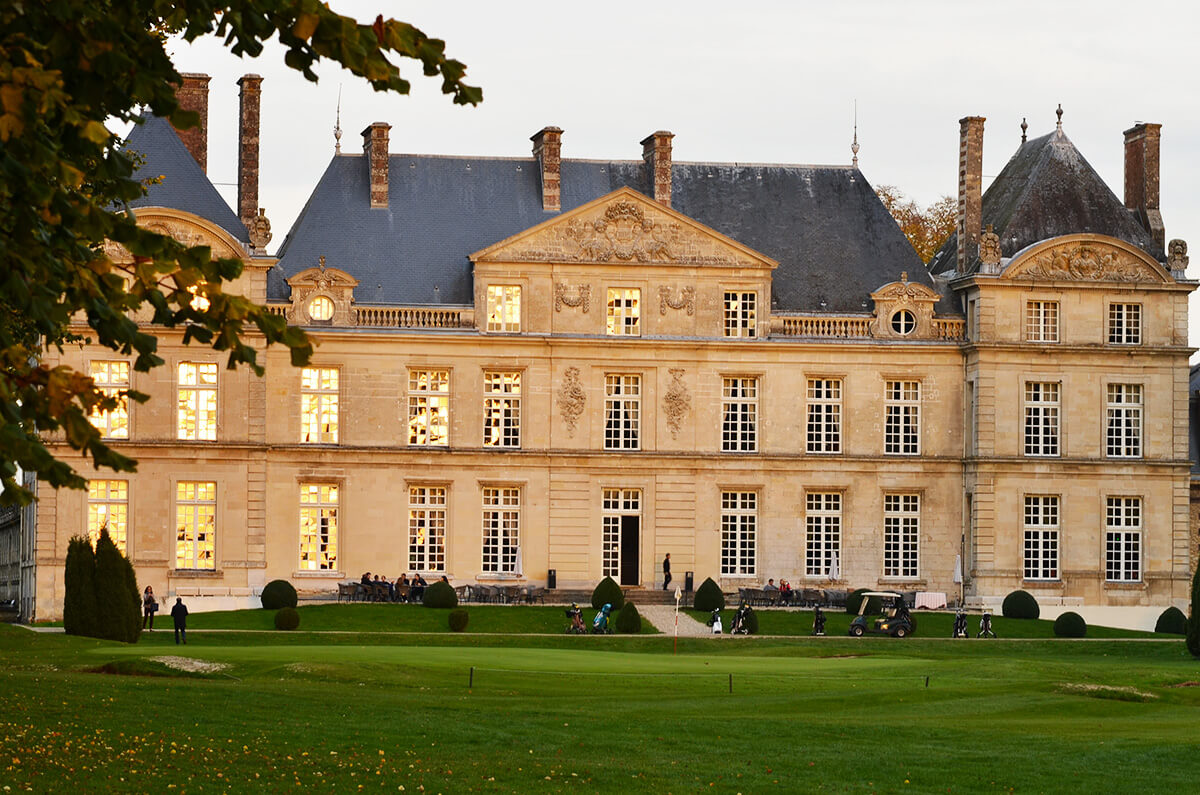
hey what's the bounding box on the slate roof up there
[272,153,933,313]
[123,115,250,245]
[929,128,1163,275]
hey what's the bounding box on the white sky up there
[166,0,1200,353]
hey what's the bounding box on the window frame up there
[883,492,920,579]
[806,378,842,454]
[1105,496,1142,583]
[485,285,522,333]
[481,486,521,574]
[408,484,447,573]
[723,291,757,338]
[719,490,758,577]
[1023,381,1061,457]
[883,380,921,455]
[1105,383,1142,459]
[1107,302,1142,345]
[177,361,218,441]
[1025,300,1060,343]
[407,369,451,447]
[482,370,521,449]
[601,488,641,579]
[89,360,131,440]
[300,366,340,444]
[805,491,842,578]
[606,288,641,337]
[721,376,758,453]
[175,481,216,571]
[298,482,339,572]
[1022,495,1060,581]
[604,373,641,450]
[87,479,129,554]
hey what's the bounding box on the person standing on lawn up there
[662,553,672,591]
[142,585,157,630]
[171,597,189,645]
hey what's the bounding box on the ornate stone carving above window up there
[554,283,591,313]
[664,368,691,439]
[1002,235,1172,284]
[557,367,586,437]
[869,272,942,340]
[659,286,695,316]
[285,256,359,326]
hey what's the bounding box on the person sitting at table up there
[396,573,410,602]
[779,580,793,604]
[358,572,372,600]
[410,573,426,601]
[763,578,778,591]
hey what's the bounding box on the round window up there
[309,296,334,321]
[891,309,916,335]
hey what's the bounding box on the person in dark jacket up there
[662,553,672,591]
[171,597,189,645]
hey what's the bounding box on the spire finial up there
[1020,117,1028,143]
[333,85,343,154]
[851,100,859,167]
[1055,103,1063,133]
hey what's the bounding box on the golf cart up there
[848,591,913,638]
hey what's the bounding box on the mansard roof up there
[124,115,250,245]
[929,128,1163,275]
[272,152,929,312]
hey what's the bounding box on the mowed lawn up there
[1,621,1198,793]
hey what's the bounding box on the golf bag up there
[730,603,752,635]
[705,608,723,634]
[952,609,969,638]
[565,604,585,634]
[591,603,613,634]
[977,611,995,638]
[812,605,826,636]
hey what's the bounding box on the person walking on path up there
[142,586,157,631]
[662,553,672,591]
[171,597,189,645]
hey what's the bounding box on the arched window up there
[891,309,916,335]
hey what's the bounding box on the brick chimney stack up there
[531,127,562,212]
[1123,122,1165,250]
[641,131,674,208]
[361,122,391,209]
[173,73,210,172]
[237,74,263,229]
[956,116,986,272]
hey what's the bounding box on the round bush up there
[448,608,469,632]
[274,607,300,631]
[743,607,759,635]
[693,577,725,612]
[261,579,298,610]
[1002,590,1040,619]
[846,589,882,616]
[1155,606,1187,635]
[615,602,642,634]
[422,580,458,608]
[590,576,625,610]
[1053,611,1087,638]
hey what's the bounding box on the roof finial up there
[851,99,859,167]
[1055,103,1063,133]
[333,85,343,154]
[319,255,326,271]
[1020,117,1028,143]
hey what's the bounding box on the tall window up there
[806,378,842,454]
[1105,497,1141,582]
[87,479,128,553]
[177,362,217,440]
[1025,301,1059,343]
[883,493,920,578]
[89,361,130,439]
[606,288,640,336]
[604,374,641,450]
[720,491,757,576]
[1023,495,1059,580]
[601,489,640,578]
[408,486,446,572]
[483,371,521,448]
[482,487,520,574]
[1023,382,1060,457]
[298,483,338,571]
[1108,303,1141,345]
[884,381,920,455]
[721,377,758,453]
[805,492,841,577]
[486,285,521,332]
[301,367,339,444]
[176,481,216,570]
[1106,384,1142,458]
[723,292,756,338]
[408,370,450,446]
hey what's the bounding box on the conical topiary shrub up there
[615,602,642,634]
[422,580,458,608]
[693,577,725,612]
[1155,606,1187,635]
[591,576,625,610]
[1002,589,1040,619]
[93,527,141,643]
[63,535,98,638]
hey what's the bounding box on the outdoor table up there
[915,591,947,609]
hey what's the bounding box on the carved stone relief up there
[868,272,940,339]
[1168,239,1189,278]
[247,209,273,251]
[659,286,695,316]
[554,283,591,313]
[285,257,359,325]
[664,368,691,439]
[557,367,586,437]
[978,225,1002,273]
[1010,242,1164,282]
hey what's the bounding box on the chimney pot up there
[957,116,985,272]
[1123,122,1164,250]
[531,127,562,212]
[173,73,210,172]
[237,74,263,230]
[362,122,392,209]
[641,130,674,208]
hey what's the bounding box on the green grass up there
[2,618,1197,793]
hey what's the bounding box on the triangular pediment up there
[1003,234,1172,283]
[471,187,777,269]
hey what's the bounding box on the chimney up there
[361,122,391,209]
[1123,122,1165,250]
[641,130,674,208]
[531,126,562,212]
[173,73,210,172]
[957,116,986,272]
[237,74,263,229]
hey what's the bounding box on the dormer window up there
[309,296,334,322]
[891,310,916,336]
[486,285,521,332]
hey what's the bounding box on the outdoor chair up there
[394,584,411,603]
[503,586,523,604]
[454,585,470,603]
[802,588,823,607]
[525,586,547,604]
[337,583,356,603]
[826,589,847,609]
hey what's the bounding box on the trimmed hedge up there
[448,608,469,632]
[693,577,725,612]
[846,589,882,616]
[63,536,98,638]
[1155,606,1187,635]
[261,579,298,610]
[422,580,458,608]
[94,527,141,643]
[1053,611,1087,638]
[274,607,300,631]
[615,602,642,634]
[590,576,625,610]
[1189,564,1200,658]
[1002,590,1040,619]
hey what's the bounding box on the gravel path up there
[638,604,715,637]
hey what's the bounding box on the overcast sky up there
[166,0,1200,350]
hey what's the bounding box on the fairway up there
[2,621,1198,793]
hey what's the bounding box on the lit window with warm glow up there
[408,370,450,446]
[87,479,128,553]
[89,361,130,439]
[177,362,217,440]
[299,483,338,571]
[309,296,334,322]
[408,486,446,571]
[187,284,210,312]
[483,371,520,448]
[606,288,640,336]
[486,285,521,332]
[176,481,216,570]
[301,367,339,443]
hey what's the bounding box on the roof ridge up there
[372,151,855,171]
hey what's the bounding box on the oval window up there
[891,309,916,335]
[309,296,334,321]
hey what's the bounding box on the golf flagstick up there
[673,586,682,654]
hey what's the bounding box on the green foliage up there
[1053,611,1087,638]
[422,580,458,608]
[92,527,141,643]
[260,579,298,610]
[693,578,725,612]
[63,535,98,638]
[1154,606,1187,635]
[590,576,625,610]
[846,589,882,615]
[615,602,642,634]
[1002,590,1040,620]
[1188,565,1200,658]
[274,607,300,631]
[448,608,469,632]
[0,0,481,506]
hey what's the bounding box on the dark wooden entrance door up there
[620,515,640,586]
